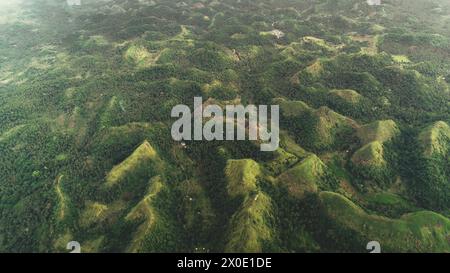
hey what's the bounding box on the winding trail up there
[55,175,67,220]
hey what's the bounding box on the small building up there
[269,29,285,39]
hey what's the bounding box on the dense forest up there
[0,0,449,252]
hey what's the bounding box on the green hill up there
[276,155,325,199]
[276,99,312,118]
[225,159,261,198]
[356,120,400,146]
[125,176,164,253]
[106,140,163,188]
[411,121,450,209]
[310,107,358,150]
[351,141,386,168]
[419,121,450,157]
[225,192,275,253]
[329,89,363,105]
[279,99,358,151]
[320,191,450,252]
